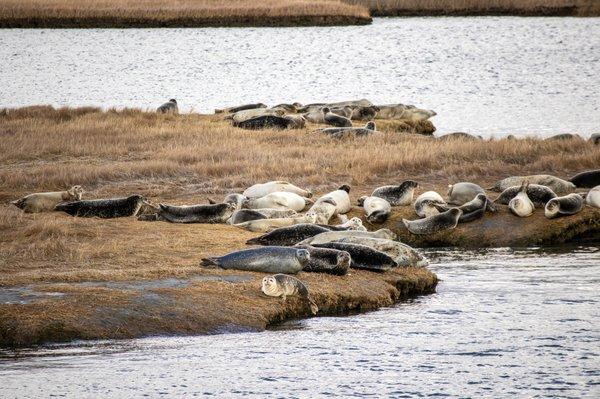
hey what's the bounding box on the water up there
[1,17,599,137]
[1,247,598,398]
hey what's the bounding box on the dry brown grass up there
[0,0,371,28]
[346,0,600,16]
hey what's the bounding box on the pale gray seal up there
[375,104,436,121]
[299,228,396,245]
[311,242,398,272]
[243,181,312,199]
[229,209,297,225]
[586,186,600,208]
[201,247,310,274]
[372,180,418,206]
[242,192,310,212]
[438,132,482,141]
[414,191,446,218]
[230,108,284,123]
[11,185,83,213]
[433,193,489,223]
[55,195,148,218]
[447,182,485,205]
[215,103,266,114]
[545,194,584,219]
[494,184,557,207]
[323,107,352,127]
[295,245,351,276]
[330,106,353,118]
[319,122,377,138]
[157,99,178,114]
[157,202,235,223]
[335,236,428,267]
[234,214,316,233]
[508,181,534,217]
[262,274,318,315]
[271,102,303,112]
[358,196,391,223]
[316,185,351,214]
[545,133,581,141]
[350,106,380,121]
[569,170,600,188]
[402,208,462,235]
[306,197,338,224]
[246,224,332,246]
[489,175,575,194]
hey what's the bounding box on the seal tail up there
[245,236,264,246]
[200,257,221,268]
[10,198,25,210]
[401,218,410,229]
[308,298,319,315]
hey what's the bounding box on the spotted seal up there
[335,236,428,267]
[234,214,317,233]
[414,191,446,218]
[243,192,311,212]
[230,108,285,123]
[433,193,489,223]
[402,208,462,235]
[544,194,584,219]
[262,274,318,315]
[447,182,485,205]
[372,180,418,206]
[201,246,310,274]
[299,228,396,245]
[569,170,600,188]
[490,175,575,194]
[209,193,247,210]
[494,184,557,207]
[246,224,332,246]
[508,181,534,217]
[323,107,352,127]
[586,186,600,208]
[311,242,398,272]
[358,196,391,223]
[55,195,148,218]
[156,202,235,223]
[243,181,312,199]
[157,99,178,114]
[306,197,338,224]
[295,245,351,276]
[350,106,380,121]
[233,115,302,130]
[11,185,83,213]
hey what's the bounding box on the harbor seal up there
[201,247,309,274]
[311,242,398,272]
[489,175,575,194]
[303,108,325,123]
[375,104,436,121]
[157,202,235,223]
[402,208,462,235]
[319,122,377,138]
[243,181,312,199]
[234,214,317,233]
[246,224,331,246]
[350,106,380,121]
[586,186,600,208]
[54,195,148,218]
[414,191,446,218]
[215,103,266,114]
[323,107,352,127]
[590,133,600,145]
[223,193,247,210]
[232,115,302,130]
[335,236,428,267]
[299,228,396,245]
[157,99,178,114]
[494,184,557,207]
[433,193,489,223]
[372,180,418,206]
[230,108,284,123]
[306,197,338,224]
[544,194,584,219]
[316,185,351,214]
[11,185,83,213]
[358,196,391,223]
[330,106,353,118]
[569,170,600,188]
[334,216,366,231]
[507,181,534,217]
[295,245,351,276]
[438,132,482,141]
[447,182,486,205]
[262,274,318,315]
[228,209,297,225]
[271,102,303,112]
[545,133,581,141]
[243,192,311,212]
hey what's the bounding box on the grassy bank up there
[346,0,600,17]
[0,106,598,346]
[0,0,371,29]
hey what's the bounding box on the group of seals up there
[490,174,575,194]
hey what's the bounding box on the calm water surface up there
[1,18,599,137]
[1,247,598,398]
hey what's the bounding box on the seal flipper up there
[54,202,77,216]
[200,257,221,268]
[308,297,319,315]
[10,198,25,210]
[207,198,216,204]
[245,236,264,245]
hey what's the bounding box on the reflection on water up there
[1,247,598,398]
[1,18,599,137]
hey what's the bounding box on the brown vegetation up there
[346,0,600,16]
[0,0,371,28]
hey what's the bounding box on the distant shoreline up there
[0,0,597,29]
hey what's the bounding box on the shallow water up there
[1,18,599,137]
[1,247,598,398]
